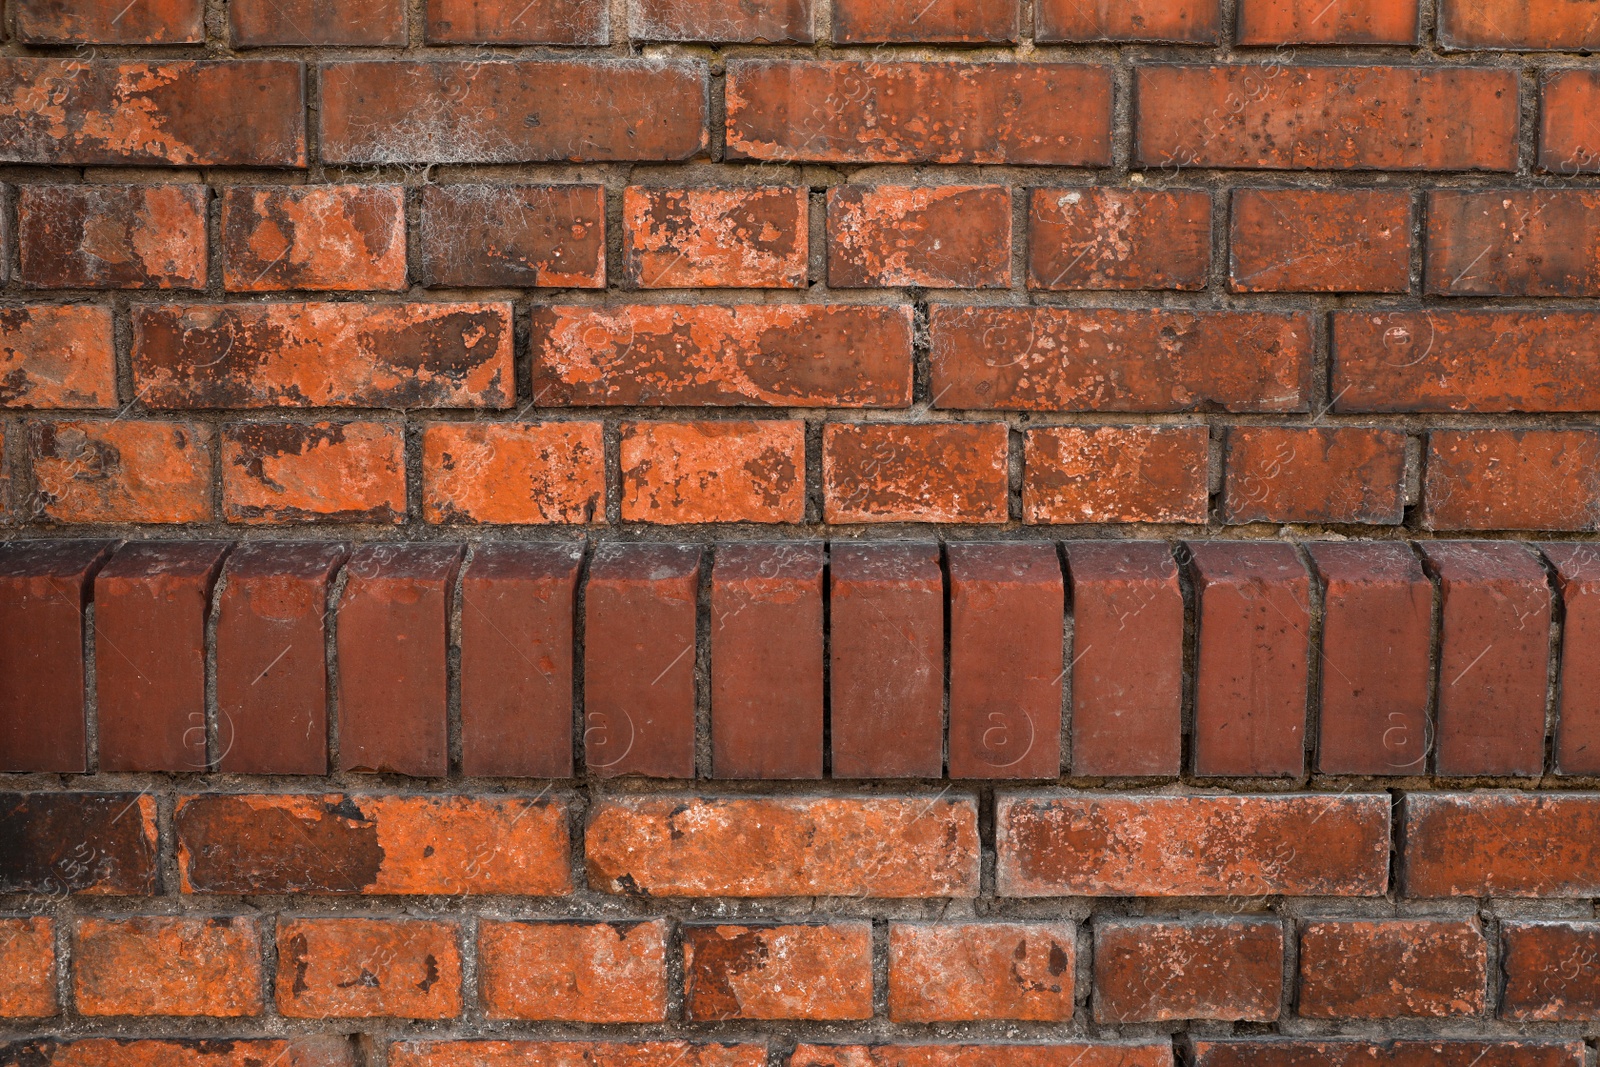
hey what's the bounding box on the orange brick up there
[74,916,262,1017]
[1427,190,1600,297]
[1094,919,1283,1023]
[426,0,608,43]
[623,187,807,289]
[889,923,1075,1022]
[0,1039,354,1067]
[621,420,805,524]
[834,0,1015,41]
[1424,429,1600,532]
[277,918,461,1019]
[1298,920,1488,1018]
[222,421,405,524]
[479,921,668,1022]
[828,186,1012,289]
[1230,189,1412,293]
[1223,426,1408,525]
[1238,0,1418,43]
[0,917,56,1017]
[824,422,1009,523]
[29,420,215,524]
[222,185,407,292]
[0,306,117,408]
[1036,0,1219,40]
[1024,426,1209,524]
[1442,0,1600,49]
[1543,71,1600,174]
[684,924,872,1021]
[1029,188,1211,291]
[422,422,604,525]
[392,1043,764,1067]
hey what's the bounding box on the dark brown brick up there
[1196,1043,1581,1067]
[1036,0,1219,40]
[221,185,406,292]
[12,0,204,42]
[421,185,606,289]
[1502,922,1600,1020]
[1230,189,1412,293]
[834,0,1014,41]
[1223,426,1409,525]
[0,793,158,895]
[426,0,608,43]
[828,186,1012,289]
[1298,919,1487,1018]
[631,0,813,41]
[1403,793,1600,897]
[17,184,208,290]
[1094,919,1283,1022]
[1424,429,1600,532]
[0,1039,356,1067]
[1427,191,1600,297]
[231,0,405,45]
[1545,545,1600,775]
[1028,188,1211,291]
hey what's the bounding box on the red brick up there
[824,422,1008,524]
[336,545,463,776]
[1036,0,1218,40]
[1094,919,1282,1023]
[215,543,345,776]
[834,0,1014,40]
[1186,542,1311,777]
[583,544,701,778]
[422,422,604,525]
[1403,792,1600,897]
[3,1039,355,1067]
[1442,0,1600,49]
[1298,919,1487,1018]
[1421,542,1551,776]
[1194,1041,1582,1067]
[795,1047,1173,1067]
[1223,426,1408,524]
[829,543,943,778]
[427,0,607,42]
[931,306,1311,413]
[0,917,56,1017]
[586,795,980,898]
[1066,541,1184,777]
[997,793,1390,896]
[0,793,158,895]
[947,543,1063,779]
[1136,66,1517,171]
[1229,189,1412,293]
[133,303,514,410]
[0,306,117,409]
[1542,71,1600,173]
[624,186,806,290]
[1333,310,1600,413]
[222,421,406,524]
[459,543,583,778]
[1308,542,1432,775]
[421,185,606,289]
[1028,188,1211,291]
[889,922,1074,1022]
[0,60,305,167]
[29,420,214,524]
[1425,429,1600,532]
[18,185,207,290]
[727,61,1112,165]
[711,543,825,779]
[176,793,571,895]
[222,185,406,293]
[0,541,112,773]
[685,924,872,1020]
[479,920,667,1022]
[532,304,913,408]
[319,61,706,164]
[1546,545,1600,774]
[94,542,229,772]
[632,0,811,40]
[828,186,1011,288]
[1427,191,1600,296]
[277,918,460,1019]
[1024,426,1209,524]
[232,0,405,44]
[74,916,262,1017]
[1501,922,1600,1019]
[1238,0,1418,43]
[13,0,203,42]
[393,1043,763,1067]
[622,420,805,524]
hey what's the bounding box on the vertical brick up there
[0,793,159,895]
[834,0,1015,40]
[621,421,806,524]
[623,186,807,290]
[426,0,608,43]
[1425,429,1600,532]
[1066,541,1184,777]
[829,543,943,778]
[1036,0,1219,40]
[222,185,407,292]
[422,422,605,526]
[0,917,56,1017]
[683,924,872,1020]
[1223,426,1409,525]
[419,185,606,289]
[1298,920,1488,1018]
[1308,542,1433,775]
[630,0,813,41]
[824,422,1009,524]
[889,922,1074,1022]
[1501,922,1600,1019]
[277,918,460,1019]
[215,542,346,776]
[221,421,407,524]
[1,306,119,409]
[1545,545,1600,775]
[1427,191,1600,297]
[947,543,1063,779]
[17,185,208,290]
[95,542,230,773]
[74,916,262,1017]
[710,543,825,779]
[0,541,112,773]
[1421,542,1552,776]
[459,542,583,778]
[1186,542,1311,777]
[336,544,464,776]
[1441,0,1600,50]
[1229,189,1412,293]
[1094,919,1283,1023]
[479,920,667,1022]
[583,544,702,778]
[1542,71,1600,174]
[827,186,1012,289]
[231,0,406,44]
[29,420,216,524]
[12,0,203,42]
[1028,188,1211,291]
[1024,426,1210,524]
[1238,0,1418,43]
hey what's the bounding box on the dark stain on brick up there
[175,794,385,894]
[685,928,769,1019]
[0,793,158,894]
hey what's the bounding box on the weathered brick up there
[1542,71,1600,173]
[795,1045,1174,1067]
[0,793,158,895]
[320,61,706,164]
[231,0,405,44]
[1427,191,1600,296]
[1136,66,1517,171]
[586,795,980,898]
[1028,188,1211,291]
[277,918,460,1019]
[1441,0,1600,49]
[13,0,203,42]
[685,924,872,1020]
[74,916,262,1017]
[421,185,606,289]
[176,793,571,895]
[834,0,1014,40]
[727,61,1113,164]
[824,422,1008,523]
[624,186,806,289]
[1036,0,1218,40]
[422,422,604,525]
[0,306,117,409]
[1194,1041,1582,1067]
[1401,792,1600,897]
[222,421,406,524]
[1546,545,1600,775]
[29,420,214,524]
[828,186,1012,289]
[18,185,207,290]
[889,922,1074,1022]
[1502,922,1600,1020]
[1298,920,1487,1018]
[931,307,1311,412]
[621,421,805,524]
[391,1043,764,1067]
[1024,426,1209,524]
[1230,189,1412,293]
[0,918,56,1017]
[426,0,608,43]
[0,1039,356,1067]
[997,793,1390,896]
[1223,426,1408,524]
[133,303,514,410]
[1238,0,1418,43]
[531,304,913,408]
[479,920,667,1022]
[1425,429,1600,532]
[632,0,812,41]
[222,185,406,293]
[1094,919,1282,1023]
[0,60,305,167]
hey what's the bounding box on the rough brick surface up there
[1546,545,1600,775]
[1223,426,1408,525]
[1194,1042,1581,1067]
[0,306,116,409]
[221,421,406,524]
[828,186,1012,289]
[1036,0,1218,40]
[1427,191,1600,297]
[624,186,807,290]
[276,918,461,1019]
[478,921,667,1022]
[0,793,159,895]
[684,924,872,1020]
[1542,72,1600,173]
[1401,793,1600,897]
[13,0,204,43]
[1094,919,1283,1022]
[18,185,207,290]
[1441,0,1600,49]
[231,0,405,45]
[421,185,606,289]
[74,916,262,1017]
[426,0,608,43]
[29,420,215,524]
[1238,0,1418,43]
[0,917,57,1017]
[221,185,406,292]
[1229,189,1412,293]
[631,0,813,42]
[0,1039,356,1067]
[834,0,1014,41]
[621,420,805,524]
[422,422,605,525]
[1501,922,1600,1019]
[825,423,1008,523]
[1297,920,1487,1018]
[888,922,1075,1022]
[1028,188,1211,291]
[1025,426,1209,524]
[1425,429,1600,532]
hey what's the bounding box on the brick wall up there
[4,0,1600,1063]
